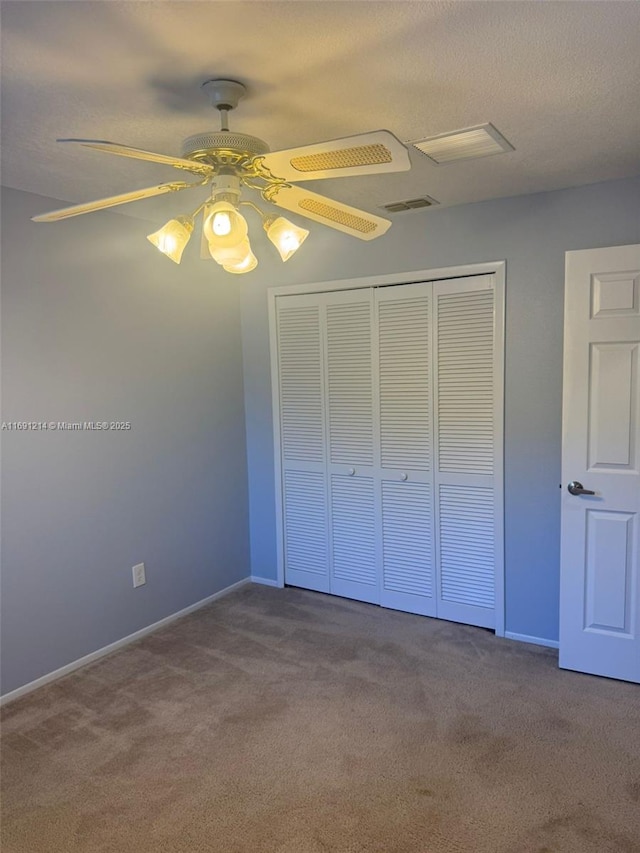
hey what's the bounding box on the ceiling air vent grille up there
[410,123,514,164]
[380,195,439,213]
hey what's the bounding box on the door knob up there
[348,468,355,476]
[568,481,595,496]
[400,473,408,481]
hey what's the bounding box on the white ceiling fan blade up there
[57,139,215,177]
[258,130,410,182]
[31,181,201,222]
[266,185,391,241]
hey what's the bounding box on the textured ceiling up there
[2,0,640,225]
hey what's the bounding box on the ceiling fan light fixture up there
[223,243,258,274]
[264,216,309,262]
[203,200,248,249]
[147,215,194,264]
[208,237,254,268]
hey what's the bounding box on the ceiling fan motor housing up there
[181,131,270,166]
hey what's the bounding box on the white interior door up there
[560,244,640,683]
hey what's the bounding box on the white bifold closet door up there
[274,274,500,629]
[377,283,436,616]
[433,278,498,629]
[276,296,330,594]
[325,290,378,604]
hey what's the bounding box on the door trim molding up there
[269,260,505,297]
[268,261,506,637]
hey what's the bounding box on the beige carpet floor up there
[1,584,639,853]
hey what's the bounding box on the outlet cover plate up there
[132,563,146,588]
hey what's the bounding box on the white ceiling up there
[2,0,640,225]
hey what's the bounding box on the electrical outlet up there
[132,563,146,588]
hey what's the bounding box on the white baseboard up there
[0,577,251,707]
[505,631,559,650]
[250,575,282,588]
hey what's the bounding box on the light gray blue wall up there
[1,186,250,695]
[241,176,640,644]
[2,178,638,695]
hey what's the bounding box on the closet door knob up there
[348,468,356,476]
[400,472,408,481]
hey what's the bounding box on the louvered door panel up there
[439,484,495,621]
[376,283,436,616]
[283,471,329,592]
[326,297,374,466]
[278,304,324,464]
[277,296,329,593]
[324,290,378,602]
[437,289,494,474]
[434,276,498,629]
[330,474,378,603]
[378,289,431,471]
[380,480,436,616]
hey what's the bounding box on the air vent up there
[380,195,439,213]
[410,123,514,164]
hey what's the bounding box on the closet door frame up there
[268,260,506,636]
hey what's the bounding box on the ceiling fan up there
[31,79,412,274]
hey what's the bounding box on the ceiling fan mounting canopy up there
[201,78,247,112]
